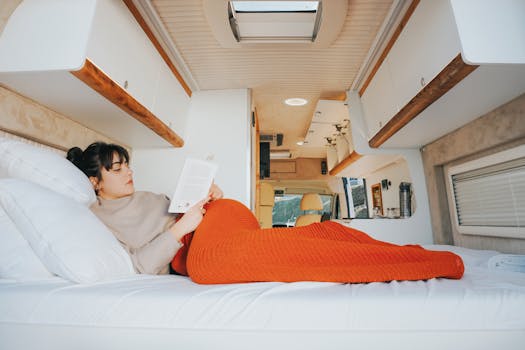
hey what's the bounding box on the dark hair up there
[66,142,129,182]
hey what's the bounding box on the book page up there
[168,158,218,213]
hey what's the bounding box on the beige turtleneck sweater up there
[90,191,182,275]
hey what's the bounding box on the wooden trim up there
[254,108,260,133]
[371,183,384,216]
[329,151,362,176]
[71,59,184,147]
[359,0,420,97]
[0,126,68,152]
[254,108,261,218]
[368,54,479,148]
[122,0,192,97]
[320,91,347,101]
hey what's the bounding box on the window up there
[447,145,525,239]
[343,178,369,219]
[228,1,322,43]
[272,193,332,226]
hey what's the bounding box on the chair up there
[295,193,323,227]
[258,182,275,228]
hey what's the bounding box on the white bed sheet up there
[1,245,524,334]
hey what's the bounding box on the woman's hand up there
[209,183,223,201]
[169,198,209,243]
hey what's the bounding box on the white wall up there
[365,158,411,215]
[131,89,252,207]
[337,91,433,245]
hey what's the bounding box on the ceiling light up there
[285,98,308,106]
[296,141,304,146]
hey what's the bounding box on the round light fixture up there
[284,98,308,106]
[296,141,304,146]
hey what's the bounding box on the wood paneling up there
[271,161,296,174]
[368,54,479,148]
[269,158,330,180]
[71,59,184,147]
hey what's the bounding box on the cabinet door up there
[451,0,525,64]
[87,0,162,111]
[152,61,191,136]
[388,0,461,109]
[343,131,354,154]
[361,56,398,139]
[326,146,338,170]
[0,0,97,72]
[335,135,350,162]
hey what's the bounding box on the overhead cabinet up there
[361,0,525,149]
[0,0,190,148]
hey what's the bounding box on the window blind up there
[451,156,525,234]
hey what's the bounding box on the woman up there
[68,142,464,284]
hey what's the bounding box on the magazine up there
[168,158,218,213]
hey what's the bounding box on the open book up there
[168,158,218,213]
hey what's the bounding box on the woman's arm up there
[168,183,222,242]
[169,183,223,242]
[169,197,210,243]
[129,230,182,274]
[121,198,209,275]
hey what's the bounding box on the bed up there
[1,137,525,350]
[1,245,525,349]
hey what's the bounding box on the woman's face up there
[93,152,135,200]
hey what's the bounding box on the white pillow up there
[0,179,135,283]
[0,137,96,206]
[0,205,54,281]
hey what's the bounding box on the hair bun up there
[66,147,83,167]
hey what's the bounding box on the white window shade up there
[448,145,525,239]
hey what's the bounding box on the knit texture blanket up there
[172,199,464,284]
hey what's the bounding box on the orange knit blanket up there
[171,199,464,284]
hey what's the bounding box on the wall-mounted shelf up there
[71,59,183,147]
[360,0,525,149]
[0,0,190,148]
[368,54,477,148]
[329,151,362,176]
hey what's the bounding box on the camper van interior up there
[1,0,524,349]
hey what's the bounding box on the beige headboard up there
[0,86,123,152]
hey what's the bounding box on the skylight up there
[228,1,322,43]
[231,1,319,13]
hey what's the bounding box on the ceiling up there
[147,0,394,158]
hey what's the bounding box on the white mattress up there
[1,245,524,333]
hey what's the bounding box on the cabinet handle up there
[124,80,129,89]
[420,77,426,87]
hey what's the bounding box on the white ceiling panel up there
[150,0,394,158]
